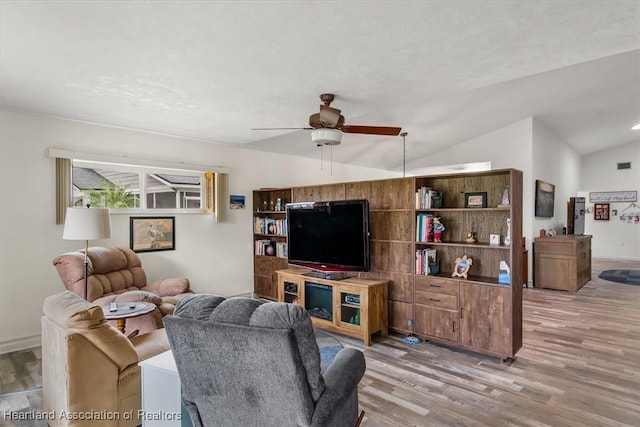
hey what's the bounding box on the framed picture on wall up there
[594,203,610,221]
[534,180,555,218]
[130,216,175,252]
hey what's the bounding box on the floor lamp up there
[62,206,112,300]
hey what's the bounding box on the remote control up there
[109,302,118,312]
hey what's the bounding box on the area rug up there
[598,270,640,285]
[319,345,343,373]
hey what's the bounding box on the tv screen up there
[286,199,370,272]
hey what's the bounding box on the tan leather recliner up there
[42,291,171,427]
[53,246,193,336]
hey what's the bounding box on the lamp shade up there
[311,128,342,146]
[63,207,112,240]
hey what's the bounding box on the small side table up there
[101,302,156,334]
[139,350,193,427]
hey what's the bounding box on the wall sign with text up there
[589,191,637,203]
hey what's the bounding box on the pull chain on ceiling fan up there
[401,132,408,178]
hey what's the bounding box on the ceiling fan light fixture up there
[311,128,342,146]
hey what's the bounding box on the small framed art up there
[594,203,610,221]
[452,255,473,279]
[130,217,175,253]
[464,192,487,208]
[535,180,555,218]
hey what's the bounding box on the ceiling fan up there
[252,94,402,146]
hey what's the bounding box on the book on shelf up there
[255,239,275,256]
[265,217,276,235]
[276,242,288,258]
[416,187,442,209]
[416,213,434,242]
[416,248,437,275]
[253,217,288,235]
[416,187,432,209]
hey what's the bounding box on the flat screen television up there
[286,199,370,272]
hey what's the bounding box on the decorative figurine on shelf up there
[465,231,476,243]
[432,217,445,242]
[498,185,510,209]
[504,219,511,246]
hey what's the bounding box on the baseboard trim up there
[593,256,640,262]
[0,335,41,355]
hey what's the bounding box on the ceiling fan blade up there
[340,125,402,136]
[320,105,342,127]
[252,127,313,130]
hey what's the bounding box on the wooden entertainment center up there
[254,168,523,359]
[276,268,388,346]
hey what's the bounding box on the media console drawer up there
[415,276,459,296]
[415,290,457,310]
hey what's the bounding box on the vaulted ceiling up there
[1,1,639,171]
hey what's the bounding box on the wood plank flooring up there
[1,258,638,427]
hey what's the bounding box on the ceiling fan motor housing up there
[311,128,342,145]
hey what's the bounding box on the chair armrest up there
[143,278,190,297]
[93,295,117,306]
[311,348,366,427]
[114,290,162,305]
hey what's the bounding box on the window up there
[50,147,227,222]
[72,160,203,212]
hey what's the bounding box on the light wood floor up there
[1,258,638,427]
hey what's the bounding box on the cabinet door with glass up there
[336,284,365,332]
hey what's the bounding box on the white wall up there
[405,118,535,246]
[531,118,582,237]
[581,140,640,259]
[406,117,594,284]
[0,110,396,352]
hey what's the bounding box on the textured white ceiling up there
[1,1,639,171]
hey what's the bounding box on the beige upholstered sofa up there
[53,246,193,336]
[42,291,171,427]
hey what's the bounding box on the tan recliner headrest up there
[43,290,106,329]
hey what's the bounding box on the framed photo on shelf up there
[130,217,175,253]
[534,180,555,218]
[464,192,487,208]
[452,255,473,279]
[594,203,610,221]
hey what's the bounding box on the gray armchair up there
[163,295,366,427]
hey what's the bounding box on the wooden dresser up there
[533,235,592,292]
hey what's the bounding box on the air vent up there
[617,162,631,170]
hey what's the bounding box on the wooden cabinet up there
[346,178,415,334]
[414,274,514,358]
[293,183,346,202]
[414,276,459,342]
[533,235,592,292]
[252,188,292,300]
[413,169,523,359]
[276,268,388,346]
[253,168,523,358]
[459,282,510,356]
